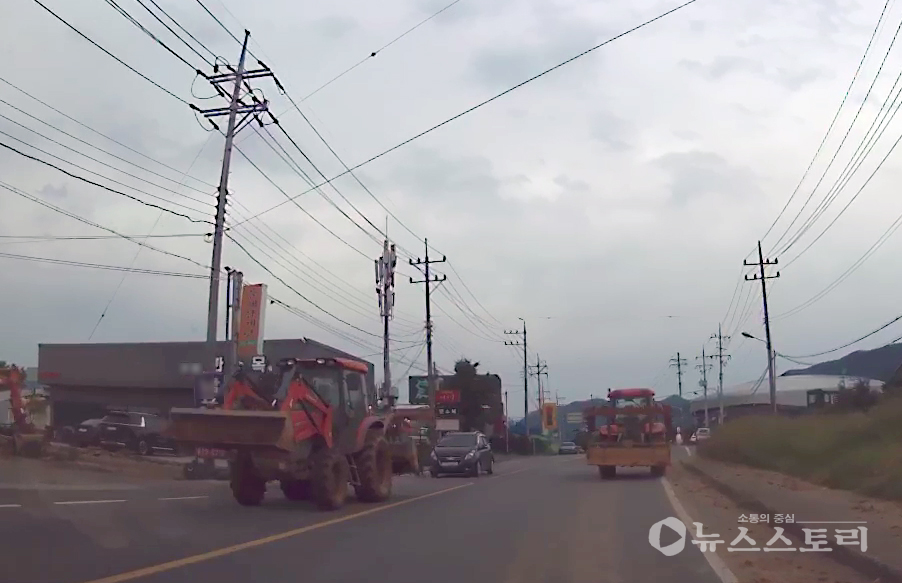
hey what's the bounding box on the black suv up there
[429,431,494,477]
[98,411,177,456]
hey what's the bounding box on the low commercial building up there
[688,374,883,425]
[38,338,375,428]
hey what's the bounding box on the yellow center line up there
[80,482,473,583]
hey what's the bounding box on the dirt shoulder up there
[1,446,186,483]
[667,460,874,583]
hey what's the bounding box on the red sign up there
[435,389,461,404]
[196,446,231,459]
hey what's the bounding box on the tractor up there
[0,364,49,457]
[166,356,411,509]
[583,388,672,479]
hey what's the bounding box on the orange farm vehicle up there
[0,364,49,457]
[583,388,672,479]
[165,356,420,509]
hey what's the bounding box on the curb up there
[682,459,902,583]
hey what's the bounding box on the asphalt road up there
[3,454,727,583]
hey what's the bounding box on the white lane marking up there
[53,499,127,506]
[661,477,738,583]
[684,446,693,457]
[158,496,208,501]
[0,503,22,508]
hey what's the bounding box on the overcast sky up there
[3,0,902,415]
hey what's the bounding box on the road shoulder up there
[667,460,875,583]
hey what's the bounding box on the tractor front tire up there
[280,479,310,501]
[599,465,616,480]
[310,447,350,511]
[230,458,266,506]
[354,433,392,503]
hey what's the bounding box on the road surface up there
[4,455,727,583]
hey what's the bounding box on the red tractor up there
[584,388,672,479]
[166,357,411,509]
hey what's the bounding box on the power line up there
[0,76,214,188]
[302,0,465,100]
[0,233,204,241]
[130,0,215,66]
[236,0,703,224]
[768,10,902,256]
[783,313,902,359]
[759,0,892,248]
[28,0,189,104]
[102,0,201,70]
[0,250,206,278]
[0,141,211,224]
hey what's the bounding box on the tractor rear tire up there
[354,433,392,503]
[310,447,350,511]
[230,458,266,506]
[650,465,667,477]
[599,465,616,480]
[280,479,310,501]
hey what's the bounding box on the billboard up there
[237,284,267,359]
[408,375,446,405]
[542,402,558,431]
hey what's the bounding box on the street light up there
[741,331,777,413]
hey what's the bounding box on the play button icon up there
[649,516,687,556]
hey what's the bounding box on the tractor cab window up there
[344,371,366,413]
[297,365,342,407]
[612,396,651,408]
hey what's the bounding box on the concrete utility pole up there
[197,30,273,378]
[669,352,687,397]
[228,269,243,380]
[504,390,510,453]
[711,324,731,425]
[376,237,397,406]
[696,347,713,428]
[529,355,548,412]
[409,238,446,444]
[504,320,528,448]
[744,241,780,414]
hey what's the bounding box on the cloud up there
[653,150,760,206]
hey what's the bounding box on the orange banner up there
[237,283,267,358]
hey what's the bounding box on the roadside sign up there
[566,412,583,424]
[251,355,266,372]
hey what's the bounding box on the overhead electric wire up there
[782,313,902,359]
[102,0,200,70]
[759,0,892,250]
[768,12,902,256]
[0,233,205,241]
[29,0,189,104]
[0,181,210,270]
[0,77,214,189]
[0,140,211,224]
[0,250,206,278]
[0,112,215,207]
[239,0,702,225]
[302,0,465,100]
[131,0,215,66]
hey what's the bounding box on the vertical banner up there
[542,402,558,432]
[237,283,267,359]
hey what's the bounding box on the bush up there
[700,397,902,500]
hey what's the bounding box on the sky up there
[3,0,902,416]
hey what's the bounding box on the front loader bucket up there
[586,442,671,468]
[165,408,294,453]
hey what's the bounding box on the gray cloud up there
[653,151,760,206]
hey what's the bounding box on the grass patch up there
[700,398,902,501]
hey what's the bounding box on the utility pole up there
[196,30,274,378]
[744,241,780,414]
[504,390,509,453]
[529,355,548,412]
[376,237,397,407]
[504,320,528,450]
[696,347,713,428]
[669,352,687,397]
[711,324,731,425]
[409,238,446,444]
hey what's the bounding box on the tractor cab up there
[584,388,669,444]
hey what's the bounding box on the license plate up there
[441,461,458,467]
[197,446,230,459]
[78,428,87,432]
[105,426,116,431]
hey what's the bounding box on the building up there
[38,338,375,428]
[688,374,883,425]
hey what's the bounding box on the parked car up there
[98,411,177,455]
[59,418,104,447]
[558,441,580,455]
[429,431,494,477]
